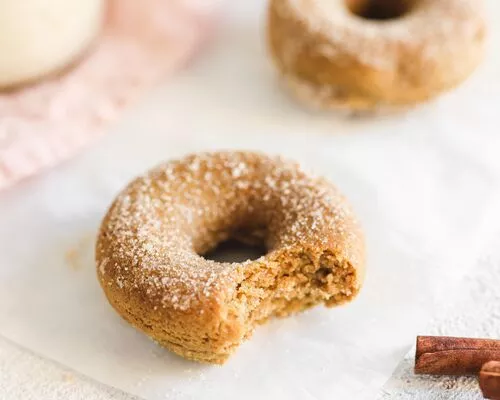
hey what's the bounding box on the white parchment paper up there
[0,1,499,399]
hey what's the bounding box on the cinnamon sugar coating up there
[96,152,365,363]
[267,0,486,111]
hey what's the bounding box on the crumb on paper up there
[65,234,94,271]
[65,248,81,271]
[61,372,75,383]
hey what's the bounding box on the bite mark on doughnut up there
[230,248,358,330]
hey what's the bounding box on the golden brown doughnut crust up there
[96,152,365,364]
[267,0,486,111]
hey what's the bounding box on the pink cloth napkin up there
[0,0,216,190]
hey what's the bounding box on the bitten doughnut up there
[267,0,486,111]
[96,152,365,364]
[0,0,104,89]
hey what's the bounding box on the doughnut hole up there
[203,238,267,263]
[346,0,417,20]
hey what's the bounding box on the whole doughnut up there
[96,152,365,364]
[267,0,486,111]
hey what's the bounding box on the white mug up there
[0,0,105,89]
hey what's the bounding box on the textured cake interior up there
[200,228,357,335]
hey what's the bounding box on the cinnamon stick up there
[480,361,500,400]
[414,336,500,375]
